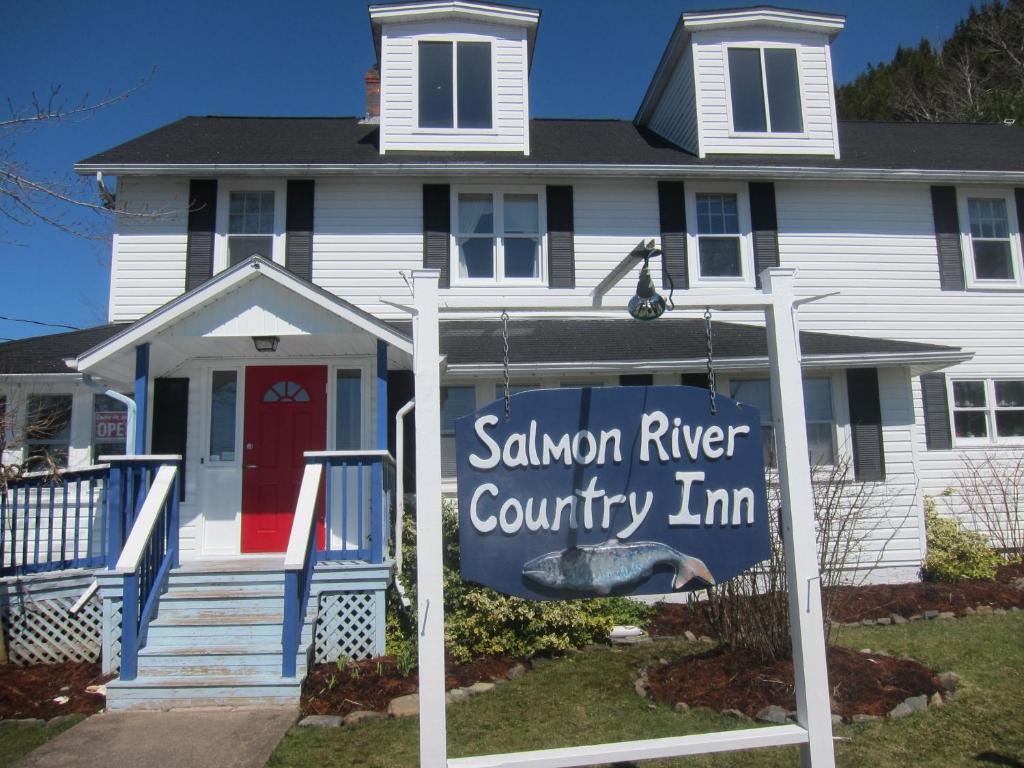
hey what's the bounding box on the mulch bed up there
[0,661,109,720]
[646,646,941,720]
[301,655,519,716]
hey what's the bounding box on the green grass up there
[268,613,1024,768]
[0,715,84,768]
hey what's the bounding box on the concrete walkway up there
[14,708,298,768]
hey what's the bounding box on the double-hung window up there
[688,187,751,284]
[418,40,492,130]
[454,190,543,282]
[227,191,275,265]
[961,193,1021,285]
[727,47,804,134]
[441,386,476,479]
[729,377,835,468]
[25,395,73,469]
[951,378,1024,442]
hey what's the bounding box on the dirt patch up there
[301,655,520,716]
[0,661,109,719]
[647,646,940,720]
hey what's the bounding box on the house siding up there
[648,46,699,155]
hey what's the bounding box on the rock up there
[52,695,69,705]
[874,649,891,657]
[298,715,343,728]
[59,686,70,693]
[891,614,908,625]
[831,713,843,726]
[938,671,960,692]
[388,693,420,718]
[938,611,955,620]
[1010,577,1024,591]
[861,618,877,626]
[446,688,470,704]
[12,719,46,727]
[1012,606,1021,612]
[343,710,386,726]
[909,614,923,621]
[851,714,881,724]
[673,702,689,714]
[924,610,939,620]
[722,708,749,720]
[888,702,913,719]
[683,631,697,642]
[506,663,527,680]
[964,606,976,615]
[698,635,714,644]
[994,608,1008,615]
[84,684,106,697]
[876,617,892,626]
[859,648,872,654]
[633,678,648,698]
[929,692,944,708]
[47,715,79,727]
[755,705,789,724]
[890,694,929,719]
[976,605,994,615]
[466,681,496,696]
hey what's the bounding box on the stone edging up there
[845,604,1019,627]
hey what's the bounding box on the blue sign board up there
[455,386,771,600]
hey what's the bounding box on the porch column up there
[372,340,388,562]
[133,344,150,455]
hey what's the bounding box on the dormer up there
[636,7,846,159]
[369,1,539,155]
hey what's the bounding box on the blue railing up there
[282,450,395,677]
[114,458,181,681]
[0,465,110,576]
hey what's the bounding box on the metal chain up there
[501,310,511,419]
[704,307,718,416]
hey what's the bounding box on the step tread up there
[108,674,303,689]
[137,643,291,657]
[161,588,284,601]
[149,612,285,627]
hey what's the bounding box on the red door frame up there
[240,365,327,553]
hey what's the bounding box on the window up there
[965,196,1018,282]
[696,193,742,278]
[729,378,835,468]
[441,386,476,478]
[336,370,362,450]
[228,191,275,266]
[92,394,128,462]
[209,371,238,462]
[454,190,542,282]
[727,47,803,134]
[25,395,72,469]
[418,40,492,130]
[952,379,1024,442]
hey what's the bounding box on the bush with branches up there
[954,452,1024,563]
[921,492,1001,582]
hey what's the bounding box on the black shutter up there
[680,373,708,389]
[152,378,189,501]
[658,181,688,289]
[1016,189,1024,250]
[185,180,217,292]
[920,372,953,450]
[620,374,654,387]
[423,184,451,288]
[546,185,575,288]
[749,182,780,289]
[846,368,886,481]
[930,186,966,291]
[285,180,315,281]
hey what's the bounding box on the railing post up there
[106,462,123,569]
[121,572,139,681]
[169,465,180,568]
[133,344,150,455]
[372,340,388,563]
[282,570,299,677]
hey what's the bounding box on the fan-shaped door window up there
[263,381,311,403]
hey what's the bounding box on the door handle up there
[245,464,259,469]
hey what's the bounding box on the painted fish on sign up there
[455,385,772,600]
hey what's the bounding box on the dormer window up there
[418,40,493,130]
[727,47,803,134]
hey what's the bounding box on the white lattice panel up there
[3,595,102,665]
[314,591,377,661]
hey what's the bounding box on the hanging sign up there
[455,385,771,600]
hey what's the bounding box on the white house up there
[1,1,1022,708]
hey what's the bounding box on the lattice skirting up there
[2,595,102,665]
[314,590,383,662]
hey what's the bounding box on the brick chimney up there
[364,67,381,123]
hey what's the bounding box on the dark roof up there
[77,116,1024,172]
[0,319,959,375]
[0,325,126,374]
[427,319,961,367]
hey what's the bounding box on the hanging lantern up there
[627,255,668,321]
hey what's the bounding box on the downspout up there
[394,398,415,609]
[82,374,136,457]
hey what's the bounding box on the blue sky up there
[2,0,978,340]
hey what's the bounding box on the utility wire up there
[0,315,80,331]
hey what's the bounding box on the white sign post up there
[410,266,835,768]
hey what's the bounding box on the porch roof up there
[69,257,413,383]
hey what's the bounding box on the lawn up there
[268,612,1024,768]
[0,716,84,768]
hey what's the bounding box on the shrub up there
[955,452,1024,563]
[922,494,1001,582]
[388,499,653,662]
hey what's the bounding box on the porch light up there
[252,335,280,353]
[627,245,667,321]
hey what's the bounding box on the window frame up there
[214,178,286,273]
[957,188,1023,289]
[24,394,74,470]
[414,37,497,134]
[440,384,477,480]
[91,393,129,463]
[948,377,1024,446]
[206,368,241,465]
[449,185,547,286]
[723,43,808,137]
[685,183,755,287]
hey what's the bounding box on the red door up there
[241,365,327,553]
